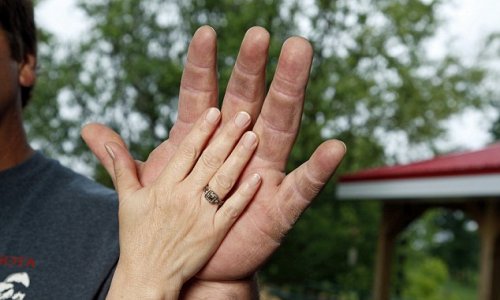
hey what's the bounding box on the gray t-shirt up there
[0,152,119,299]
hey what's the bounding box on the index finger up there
[170,25,219,146]
[140,26,219,185]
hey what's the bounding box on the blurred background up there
[29,0,500,299]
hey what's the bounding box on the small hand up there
[103,108,261,299]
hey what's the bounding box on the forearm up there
[180,276,259,300]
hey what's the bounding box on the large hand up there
[82,26,345,281]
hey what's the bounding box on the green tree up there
[429,210,479,280]
[483,32,500,142]
[399,209,479,293]
[491,117,500,140]
[403,256,449,300]
[27,0,492,296]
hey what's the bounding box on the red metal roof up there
[340,143,500,182]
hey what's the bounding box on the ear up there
[18,54,36,88]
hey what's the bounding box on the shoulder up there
[44,156,117,207]
[33,154,118,231]
[39,157,120,262]
[58,164,117,206]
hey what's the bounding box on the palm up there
[198,169,286,279]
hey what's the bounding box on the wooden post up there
[373,211,396,300]
[478,201,500,300]
[373,203,427,300]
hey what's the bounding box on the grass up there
[437,279,476,300]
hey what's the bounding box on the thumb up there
[104,142,142,197]
[81,123,129,181]
[277,140,346,225]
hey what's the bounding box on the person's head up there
[0,0,37,109]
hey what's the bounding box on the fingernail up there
[242,132,257,149]
[248,174,261,186]
[234,111,251,128]
[104,144,115,160]
[340,141,347,153]
[206,108,220,124]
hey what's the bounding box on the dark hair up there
[0,0,37,107]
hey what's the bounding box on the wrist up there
[107,260,182,300]
[180,276,259,300]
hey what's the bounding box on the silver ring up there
[203,186,222,205]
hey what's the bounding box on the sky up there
[423,0,500,153]
[35,0,500,158]
[427,1,500,58]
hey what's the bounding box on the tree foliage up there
[492,119,500,140]
[399,209,479,286]
[27,0,492,296]
[403,256,449,300]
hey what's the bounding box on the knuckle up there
[220,204,241,221]
[201,151,222,170]
[148,186,167,213]
[199,121,214,133]
[302,168,324,198]
[222,128,238,142]
[179,143,198,161]
[114,165,126,182]
[150,184,167,203]
[214,173,233,191]
[237,183,254,198]
[301,182,322,200]
[235,142,251,158]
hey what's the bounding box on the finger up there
[187,111,251,187]
[139,26,219,186]
[214,173,262,231]
[172,25,219,145]
[220,26,270,126]
[205,131,258,202]
[252,37,313,171]
[104,142,142,197]
[81,123,130,181]
[157,108,221,183]
[276,140,346,225]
